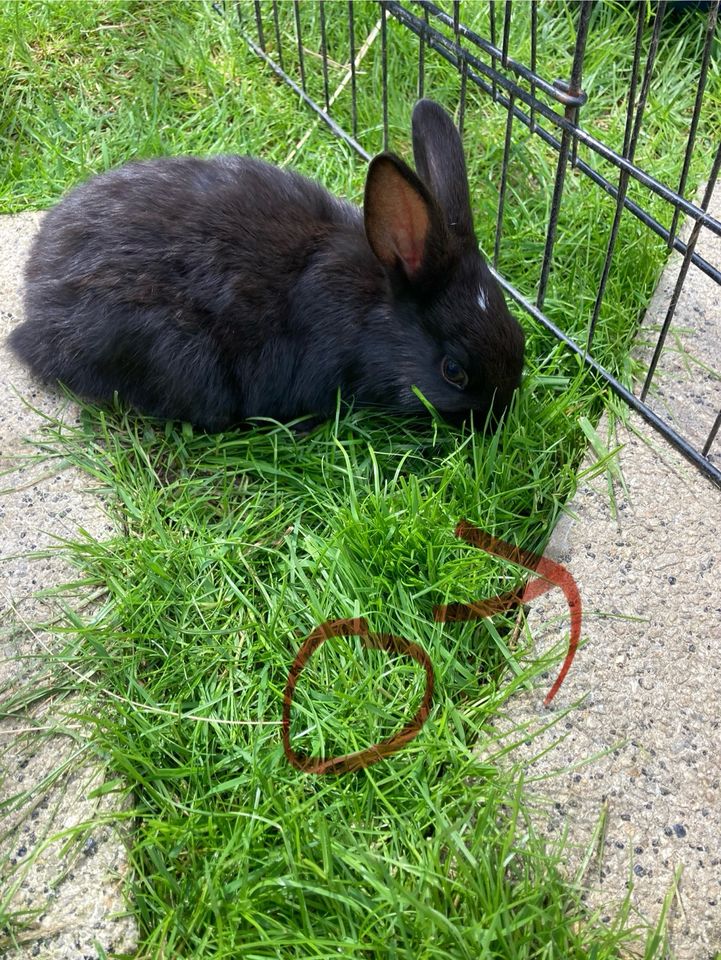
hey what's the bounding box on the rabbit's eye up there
[441,357,469,389]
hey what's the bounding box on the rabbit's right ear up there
[364,153,450,285]
[411,99,475,240]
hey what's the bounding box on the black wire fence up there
[228,0,721,488]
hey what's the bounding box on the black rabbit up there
[9,99,525,431]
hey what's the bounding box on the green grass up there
[2,1,719,956]
[4,393,626,959]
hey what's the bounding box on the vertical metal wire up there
[319,0,330,113]
[271,0,284,71]
[488,0,497,101]
[458,59,468,139]
[621,4,648,156]
[494,93,515,271]
[235,0,244,30]
[453,1,467,138]
[667,0,719,250]
[497,0,512,210]
[641,139,721,402]
[502,0,511,67]
[254,0,265,50]
[348,1,358,139]
[294,1,306,93]
[536,0,592,310]
[381,2,388,150]
[586,1,648,352]
[418,6,428,100]
[703,407,721,457]
[530,0,537,134]
[628,3,668,164]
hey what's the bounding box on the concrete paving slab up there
[634,192,721,466]
[497,187,721,959]
[1,212,137,959]
[503,422,721,958]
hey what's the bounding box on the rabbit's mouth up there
[439,386,518,430]
[439,408,491,430]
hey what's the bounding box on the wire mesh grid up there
[228,0,721,488]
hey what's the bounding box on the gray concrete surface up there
[0,184,719,958]
[1,213,136,959]
[635,196,721,468]
[503,423,721,958]
[498,188,721,959]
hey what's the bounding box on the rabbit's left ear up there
[364,152,450,284]
[411,99,475,241]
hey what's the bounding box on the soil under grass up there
[2,1,719,956]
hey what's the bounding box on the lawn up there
[2,1,719,957]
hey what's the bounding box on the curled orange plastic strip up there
[282,617,434,775]
[283,523,581,774]
[433,520,581,706]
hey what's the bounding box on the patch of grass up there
[2,0,714,955]
[7,380,633,958]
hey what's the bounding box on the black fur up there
[9,100,525,431]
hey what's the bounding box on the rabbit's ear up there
[364,153,448,282]
[411,99,475,240]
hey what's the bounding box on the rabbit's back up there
[26,155,360,322]
[15,155,362,428]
